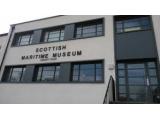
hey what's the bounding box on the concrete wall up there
[0,34,8,68]
[0,15,115,104]
[152,15,160,62]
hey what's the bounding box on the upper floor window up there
[34,64,60,82]
[42,27,64,42]
[13,32,33,46]
[75,19,103,39]
[115,16,151,33]
[2,66,26,82]
[71,61,103,82]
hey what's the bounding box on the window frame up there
[33,64,61,83]
[13,32,33,46]
[71,61,104,83]
[74,19,104,39]
[115,16,152,34]
[2,66,26,83]
[42,27,65,43]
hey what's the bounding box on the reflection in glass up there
[128,77,145,85]
[127,69,145,77]
[72,62,103,82]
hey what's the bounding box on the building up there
[0,15,159,104]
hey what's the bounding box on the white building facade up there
[0,15,159,104]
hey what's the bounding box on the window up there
[75,19,103,38]
[116,16,151,33]
[2,66,26,82]
[43,27,64,42]
[117,61,159,103]
[34,64,60,82]
[71,61,103,82]
[13,32,33,46]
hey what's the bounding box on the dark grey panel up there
[32,30,42,44]
[1,67,11,82]
[22,65,35,82]
[59,63,71,82]
[64,24,75,40]
[115,30,157,60]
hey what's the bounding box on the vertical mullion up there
[95,23,98,36]
[8,68,13,82]
[59,29,61,41]
[125,63,129,102]
[78,64,80,82]
[19,67,24,82]
[40,66,43,82]
[95,64,96,82]
[18,36,22,46]
[47,31,50,42]
[53,66,56,81]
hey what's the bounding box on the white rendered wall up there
[0,15,115,104]
[152,15,160,62]
[0,35,8,68]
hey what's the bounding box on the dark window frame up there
[33,64,60,83]
[2,66,26,83]
[74,19,104,39]
[41,26,65,43]
[116,60,160,103]
[115,16,152,34]
[12,32,33,46]
[71,61,104,83]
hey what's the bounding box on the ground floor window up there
[1,60,104,83]
[71,61,104,82]
[2,66,26,82]
[117,60,159,103]
[34,64,60,82]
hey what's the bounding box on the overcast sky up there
[0,0,159,34]
[0,0,62,34]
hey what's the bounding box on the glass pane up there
[54,71,60,80]
[10,68,23,82]
[147,62,156,68]
[96,75,102,81]
[124,27,141,32]
[73,65,79,70]
[127,64,144,69]
[129,94,145,102]
[73,76,79,81]
[118,77,126,85]
[129,86,146,94]
[81,64,94,70]
[96,69,103,81]
[128,69,145,77]
[149,77,158,85]
[96,63,102,69]
[141,17,150,26]
[73,69,79,76]
[43,66,55,71]
[128,77,145,85]
[116,22,123,29]
[148,69,157,76]
[80,69,95,82]
[118,63,125,69]
[119,86,126,93]
[118,70,125,77]
[124,19,140,28]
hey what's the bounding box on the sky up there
[0,0,61,34]
[0,0,160,34]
